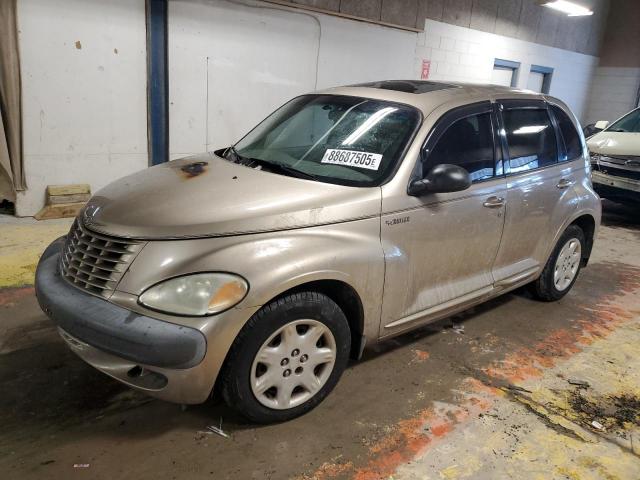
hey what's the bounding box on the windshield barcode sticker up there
[321,149,382,171]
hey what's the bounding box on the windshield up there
[230,95,421,187]
[607,108,640,133]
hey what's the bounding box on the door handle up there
[483,196,505,208]
[557,178,574,189]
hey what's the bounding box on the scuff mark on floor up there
[0,286,34,307]
[304,262,640,479]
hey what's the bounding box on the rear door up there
[491,99,578,285]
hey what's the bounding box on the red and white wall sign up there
[421,59,431,80]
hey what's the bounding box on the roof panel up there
[350,80,460,94]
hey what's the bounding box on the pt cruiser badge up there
[385,216,410,226]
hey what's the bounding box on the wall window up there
[427,113,495,182]
[550,105,582,161]
[527,65,554,94]
[492,59,520,88]
[503,109,557,173]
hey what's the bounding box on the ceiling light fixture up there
[540,0,593,16]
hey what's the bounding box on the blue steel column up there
[146,0,169,165]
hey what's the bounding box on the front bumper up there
[35,238,252,404]
[592,171,640,204]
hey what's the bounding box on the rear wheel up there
[531,225,585,302]
[220,291,350,423]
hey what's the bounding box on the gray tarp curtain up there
[0,0,25,200]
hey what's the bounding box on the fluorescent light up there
[540,1,593,16]
[513,125,548,135]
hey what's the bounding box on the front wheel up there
[220,291,351,423]
[531,225,585,302]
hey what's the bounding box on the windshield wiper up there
[273,163,319,181]
[245,157,319,181]
[225,147,319,180]
[608,128,627,132]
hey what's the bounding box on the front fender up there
[116,217,384,343]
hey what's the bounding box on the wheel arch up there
[570,214,596,266]
[545,210,598,270]
[273,279,366,360]
[211,277,367,402]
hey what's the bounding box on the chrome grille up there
[60,219,142,297]
[592,155,640,181]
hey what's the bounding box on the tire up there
[531,225,585,302]
[220,291,351,423]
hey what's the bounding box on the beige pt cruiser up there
[36,81,601,423]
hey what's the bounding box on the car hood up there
[81,153,382,239]
[587,131,640,156]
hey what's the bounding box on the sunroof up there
[352,80,459,94]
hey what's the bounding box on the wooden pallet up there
[35,184,91,220]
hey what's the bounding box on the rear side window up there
[503,108,557,173]
[551,105,582,161]
[427,112,495,182]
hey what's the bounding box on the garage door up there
[167,0,416,159]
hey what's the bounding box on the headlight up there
[139,273,248,316]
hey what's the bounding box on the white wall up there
[14,1,604,216]
[415,19,599,122]
[168,0,416,158]
[16,0,148,216]
[584,67,640,125]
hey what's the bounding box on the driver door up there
[380,101,507,337]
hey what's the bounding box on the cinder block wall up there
[281,0,609,56]
[415,19,598,121]
[583,0,640,124]
[585,68,640,125]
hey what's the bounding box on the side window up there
[551,105,582,161]
[427,112,495,182]
[503,108,557,173]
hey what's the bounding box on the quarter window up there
[503,108,557,173]
[551,105,582,161]
[427,112,495,182]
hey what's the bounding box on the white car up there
[587,107,640,204]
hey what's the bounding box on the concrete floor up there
[0,201,639,480]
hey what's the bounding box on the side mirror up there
[408,164,471,196]
[594,120,609,130]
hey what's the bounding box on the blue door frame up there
[146,0,169,165]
